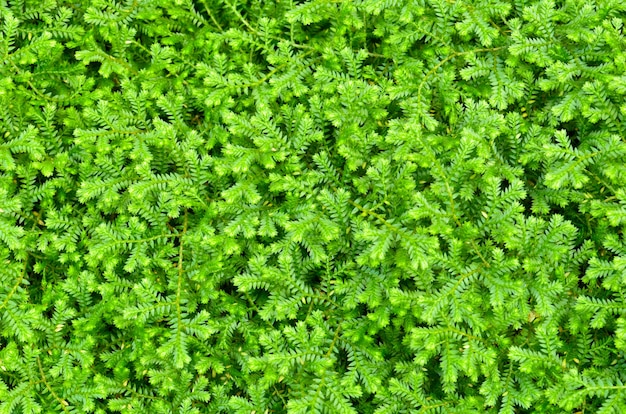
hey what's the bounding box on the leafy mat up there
[1,0,626,412]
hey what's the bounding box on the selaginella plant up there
[1,0,626,412]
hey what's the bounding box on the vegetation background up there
[1,0,626,412]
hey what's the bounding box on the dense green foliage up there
[1,0,626,412]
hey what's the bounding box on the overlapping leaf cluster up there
[1,0,626,412]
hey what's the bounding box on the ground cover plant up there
[1,0,626,412]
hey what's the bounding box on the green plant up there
[1,0,626,412]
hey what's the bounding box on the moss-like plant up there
[1,0,626,412]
